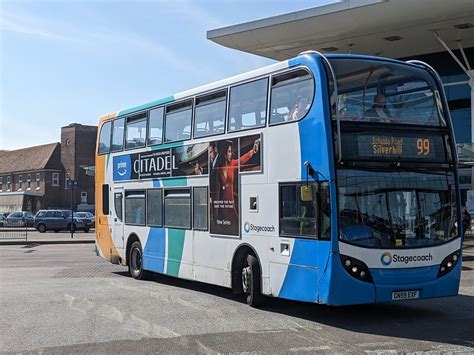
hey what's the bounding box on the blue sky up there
[0,0,330,150]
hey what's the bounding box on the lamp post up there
[67,179,78,239]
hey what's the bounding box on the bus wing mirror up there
[300,186,313,202]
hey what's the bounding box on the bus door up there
[112,187,125,250]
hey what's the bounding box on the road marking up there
[356,342,396,347]
[289,346,331,352]
[64,293,94,313]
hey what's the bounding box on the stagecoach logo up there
[244,222,251,233]
[380,251,434,266]
[243,221,275,233]
[381,252,392,266]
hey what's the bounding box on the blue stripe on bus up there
[143,177,189,276]
[143,179,166,273]
[278,239,319,302]
[278,56,335,303]
[143,227,166,273]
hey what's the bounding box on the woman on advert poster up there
[215,138,259,232]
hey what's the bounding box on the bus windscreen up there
[338,169,457,249]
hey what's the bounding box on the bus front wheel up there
[242,254,265,307]
[128,241,151,280]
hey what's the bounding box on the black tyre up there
[83,228,90,233]
[67,223,76,233]
[128,241,152,280]
[37,224,47,233]
[242,254,265,307]
[54,229,59,233]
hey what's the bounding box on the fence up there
[0,221,28,241]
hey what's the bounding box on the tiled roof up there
[0,143,63,174]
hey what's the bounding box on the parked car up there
[6,211,34,227]
[0,212,8,227]
[34,210,90,233]
[74,212,95,228]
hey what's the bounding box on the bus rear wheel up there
[128,241,151,280]
[242,254,265,307]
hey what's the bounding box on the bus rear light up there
[438,250,461,278]
[340,255,373,283]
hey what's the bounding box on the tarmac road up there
[0,238,473,354]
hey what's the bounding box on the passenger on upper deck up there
[289,95,309,121]
[364,93,391,123]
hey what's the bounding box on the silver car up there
[6,211,34,227]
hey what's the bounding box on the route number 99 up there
[416,138,430,156]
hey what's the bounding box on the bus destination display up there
[341,132,447,162]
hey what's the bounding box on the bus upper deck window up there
[228,78,268,132]
[270,69,314,125]
[194,90,226,138]
[125,112,147,149]
[98,121,112,155]
[165,100,193,142]
[111,117,125,152]
[148,107,164,146]
[329,58,445,126]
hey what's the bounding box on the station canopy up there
[207,0,474,61]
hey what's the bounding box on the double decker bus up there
[95,52,462,306]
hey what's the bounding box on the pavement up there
[0,229,95,245]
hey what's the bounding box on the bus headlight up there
[437,250,461,278]
[340,255,373,283]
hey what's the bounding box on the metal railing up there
[0,221,29,241]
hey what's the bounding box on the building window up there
[164,188,191,229]
[65,173,70,189]
[7,176,11,191]
[52,173,59,186]
[125,190,146,225]
[0,177,3,191]
[147,189,163,227]
[125,113,147,149]
[18,175,22,191]
[280,182,318,237]
[228,78,268,132]
[194,90,226,138]
[193,187,208,230]
[148,107,164,146]
[26,174,31,190]
[36,173,41,189]
[164,100,193,142]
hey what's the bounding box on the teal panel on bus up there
[166,228,185,277]
[118,96,174,117]
[151,141,185,151]
[163,177,187,277]
[163,177,187,187]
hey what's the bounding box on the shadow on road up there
[112,270,474,347]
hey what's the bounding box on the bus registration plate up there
[392,290,419,301]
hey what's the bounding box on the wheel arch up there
[125,233,140,266]
[230,243,262,294]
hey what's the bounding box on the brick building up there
[0,123,97,213]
